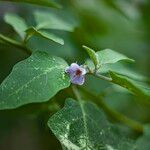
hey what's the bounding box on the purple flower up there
[65,63,86,85]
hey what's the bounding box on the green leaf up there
[4,13,28,39]
[100,63,149,82]
[86,48,134,72]
[0,51,70,110]
[85,48,150,102]
[82,45,99,69]
[25,27,64,45]
[0,0,61,8]
[136,124,150,150]
[34,11,74,31]
[110,71,150,103]
[97,49,134,66]
[48,99,136,150]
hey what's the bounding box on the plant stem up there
[79,87,143,133]
[72,85,82,101]
[93,73,112,82]
[0,33,32,55]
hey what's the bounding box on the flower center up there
[76,69,82,76]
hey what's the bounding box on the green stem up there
[72,85,82,100]
[0,33,32,55]
[79,87,143,133]
[93,73,112,82]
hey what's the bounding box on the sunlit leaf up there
[0,51,70,109]
[48,98,136,150]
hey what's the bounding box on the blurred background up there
[0,0,150,149]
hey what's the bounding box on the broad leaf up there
[82,45,99,69]
[34,11,74,31]
[110,71,150,103]
[136,124,150,150]
[48,99,136,150]
[1,0,61,8]
[0,51,70,109]
[25,27,64,45]
[4,13,28,39]
[97,49,134,66]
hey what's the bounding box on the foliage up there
[0,51,70,109]
[0,0,150,150]
[48,98,136,150]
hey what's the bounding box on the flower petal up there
[65,63,79,74]
[70,63,80,71]
[65,67,72,74]
[65,63,87,85]
[80,67,86,75]
[71,75,85,85]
